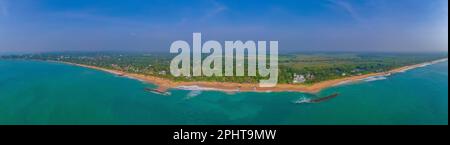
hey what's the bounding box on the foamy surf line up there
[333,58,448,87]
[396,58,448,73]
[363,76,388,82]
[332,74,390,87]
[175,85,239,92]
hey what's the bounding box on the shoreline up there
[59,58,448,93]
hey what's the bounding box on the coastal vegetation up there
[1,52,447,85]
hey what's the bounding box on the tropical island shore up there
[59,58,448,93]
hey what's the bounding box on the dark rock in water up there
[310,93,339,103]
[296,93,339,104]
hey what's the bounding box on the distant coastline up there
[58,58,448,93]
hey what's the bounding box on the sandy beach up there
[61,58,448,93]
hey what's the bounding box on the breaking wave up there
[363,76,387,82]
[294,97,312,104]
[185,90,203,100]
[294,94,314,104]
[175,85,238,92]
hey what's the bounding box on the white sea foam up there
[294,97,312,104]
[176,85,216,91]
[397,58,447,73]
[334,58,448,85]
[185,90,203,100]
[363,76,388,82]
[396,69,409,73]
[175,85,238,92]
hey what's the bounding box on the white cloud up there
[176,0,228,26]
[329,0,361,22]
[205,0,228,19]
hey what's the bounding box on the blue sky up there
[0,0,448,53]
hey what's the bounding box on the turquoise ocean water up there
[0,60,447,125]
